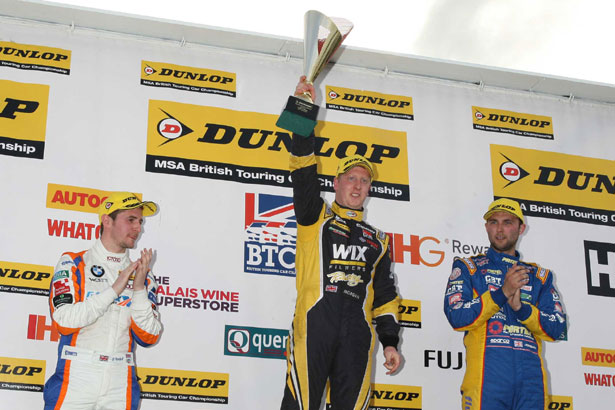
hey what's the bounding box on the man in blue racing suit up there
[444,198,567,410]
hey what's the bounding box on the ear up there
[519,223,526,235]
[101,214,112,229]
[333,176,339,192]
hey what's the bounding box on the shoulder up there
[452,253,487,275]
[60,249,88,263]
[522,261,552,285]
[358,221,389,246]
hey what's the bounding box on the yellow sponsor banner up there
[138,367,229,404]
[0,79,49,159]
[326,85,413,120]
[491,144,615,226]
[0,357,46,392]
[548,395,573,409]
[582,347,615,368]
[141,60,236,96]
[473,106,553,139]
[145,100,410,201]
[45,184,143,214]
[370,383,422,409]
[0,261,53,296]
[399,299,421,329]
[0,41,71,74]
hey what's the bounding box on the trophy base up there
[276,96,319,137]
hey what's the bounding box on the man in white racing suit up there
[44,191,162,410]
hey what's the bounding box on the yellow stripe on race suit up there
[289,153,316,172]
[290,203,330,410]
[454,290,502,332]
[520,304,556,342]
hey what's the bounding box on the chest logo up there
[332,244,368,262]
[91,265,105,277]
[327,271,364,287]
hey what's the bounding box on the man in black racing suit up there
[280,77,402,410]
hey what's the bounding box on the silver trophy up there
[277,10,353,136]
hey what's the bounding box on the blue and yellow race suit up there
[444,247,567,410]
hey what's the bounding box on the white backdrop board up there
[1,4,615,410]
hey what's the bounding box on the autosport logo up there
[224,325,288,360]
[490,144,615,226]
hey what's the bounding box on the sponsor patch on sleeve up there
[53,293,73,308]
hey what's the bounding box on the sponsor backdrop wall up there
[1,12,614,410]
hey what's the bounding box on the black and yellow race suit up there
[281,133,400,410]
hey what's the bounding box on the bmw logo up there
[91,265,105,277]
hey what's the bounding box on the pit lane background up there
[1,7,615,410]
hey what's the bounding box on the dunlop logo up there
[0,261,52,296]
[473,106,553,140]
[145,100,410,201]
[139,367,229,404]
[0,356,46,393]
[490,144,615,226]
[326,86,413,120]
[0,79,49,159]
[0,41,71,75]
[141,61,236,97]
[370,383,422,409]
[399,299,421,329]
[548,395,573,409]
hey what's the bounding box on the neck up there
[100,235,124,254]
